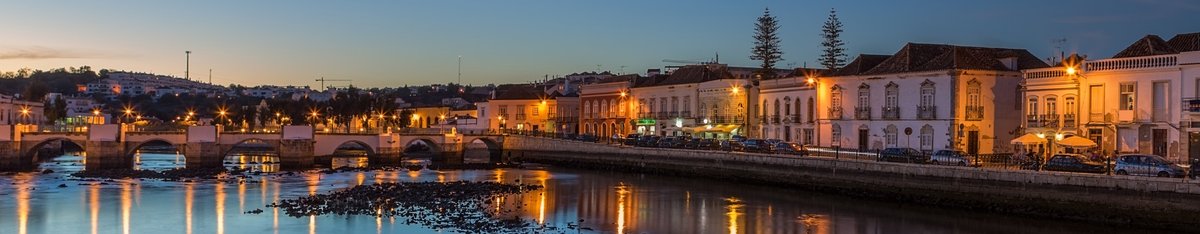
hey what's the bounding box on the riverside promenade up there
[503,135,1200,231]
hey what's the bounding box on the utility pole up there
[458,55,462,85]
[185,51,191,80]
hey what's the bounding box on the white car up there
[928,150,978,167]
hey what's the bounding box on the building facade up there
[817,44,1047,154]
[580,75,636,138]
[757,69,825,144]
[1022,32,1200,161]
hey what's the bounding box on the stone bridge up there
[0,124,505,170]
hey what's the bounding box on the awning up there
[693,124,740,133]
[1010,133,1046,145]
[1058,136,1097,148]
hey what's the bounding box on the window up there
[831,88,842,108]
[1045,96,1057,115]
[803,128,814,145]
[784,98,792,117]
[515,105,525,120]
[807,97,815,123]
[619,100,627,117]
[858,84,870,108]
[549,104,556,118]
[967,79,981,107]
[682,96,690,115]
[831,124,842,146]
[773,99,781,118]
[671,97,679,114]
[1064,96,1076,115]
[885,125,898,148]
[499,105,509,119]
[885,82,898,108]
[920,80,935,107]
[1027,97,1038,116]
[920,125,934,151]
[532,103,540,116]
[1120,83,1135,110]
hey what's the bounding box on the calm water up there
[0,152,1145,234]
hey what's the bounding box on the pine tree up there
[819,8,846,70]
[750,8,783,79]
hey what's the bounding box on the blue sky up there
[0,0,1196,87]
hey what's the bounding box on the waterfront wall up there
[504,136,1200,230]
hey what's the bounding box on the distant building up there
[0,94,45,125]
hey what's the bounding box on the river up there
[0,151,1146,234]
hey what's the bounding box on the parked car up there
[764,139,783,146]
[1044,154,1108,174]
[656,137,684,148]
[576,134,598,142]
[731,135,747,142]
[723,140,742,151]
[622,134,641,146]
[697,139,718,150]
[1113,154,1187,178]
[878,148,926,163]
[773,142,807,156]
[682,137,702,149]
[928,150,978,167]
[741,139,770,153]
[637,136,660,147]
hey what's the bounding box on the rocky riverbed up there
[268,181,543,233]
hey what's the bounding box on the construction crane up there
[661,59,705,64]
[315,77,351,90]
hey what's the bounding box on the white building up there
[817,44,1048,154]
[1022,32,1200,161]
[0,94,45,125]
[757,68,828,144]
[629,64,738,137]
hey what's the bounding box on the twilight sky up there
[0,0,1196,88]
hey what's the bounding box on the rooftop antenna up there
[1052,38,1068,64]
[714,51,719,64]
[619,65,626,75]
[208,69,212,84]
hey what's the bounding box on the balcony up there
[770,115,780,124]
[1063,113,1076,129]
[855,107,871,120]
[882,106,899,120]
[1026,114,1040,128]
[965,106,984,121]
[1184,98,1200,113]
[917,106,936,120]
[679,111,692,118]
[1041,114,1060,129]
[828,107,843,120]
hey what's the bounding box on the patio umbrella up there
[1010,133,1046,145]
[1057,136,1097,148]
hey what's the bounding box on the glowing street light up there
[1065,67,1077,76]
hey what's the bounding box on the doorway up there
[858,129,869,150]
[1153,129,1167,156]
[967,130,979,155]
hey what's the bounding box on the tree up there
[819,8,847,70]
[750,8,783,79]
[45,96,67,124]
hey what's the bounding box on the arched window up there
[599,101,608,118]
[858,84,871,109]
[920,125,934,151]
[807,97,815,123]
[682,96,690,117]
[784,97,792,119]
[792,97,801,121]
[885,82,899,109]
[830,85,843,119]
[773,99,781,122]
[920,80,935,107]
[1045,96,1058,115]
[885,125,898,148]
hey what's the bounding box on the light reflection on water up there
[0,152,1155,234]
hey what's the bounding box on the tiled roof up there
[597,74,638,84]
[1167,32,1200,53]
[862,43,1048,75]
[492,84,544,100]
[652,65,735,86]
[631,75,668,88]
[831,54,890,76]
[1113,35,1177,58]
[782,68,833,78]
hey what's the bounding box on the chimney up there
[647,69,661,77]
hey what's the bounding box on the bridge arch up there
[125,138,184,157]
[22,137,86,162]
[221,138,281,158]
[463,137,503,163]
[329,140,376,156]
[403,138,442,154]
